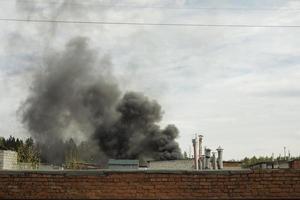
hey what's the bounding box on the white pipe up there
[217,146,223,170]
[192,138,198,170]
[198,135,203,170]
[205,148,211,169]
[212,152,217,170]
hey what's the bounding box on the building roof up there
[248,160,290,167]
[289,159,300,162]
[0,150,17,153]
[223,161,242,164]
[108,159,139,165]
[148,159,194,170]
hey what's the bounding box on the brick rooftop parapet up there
[0,169,299,199]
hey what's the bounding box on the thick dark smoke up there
[21,37,182,164]
[96,92,182,160]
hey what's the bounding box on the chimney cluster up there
[192,134,223,170]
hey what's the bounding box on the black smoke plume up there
[21,37,182,164]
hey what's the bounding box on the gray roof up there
[249,160,291,167]
[148,159,194,170]
[108,159,139,165]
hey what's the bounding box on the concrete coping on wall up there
[0,168,298,176]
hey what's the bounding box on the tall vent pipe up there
[192,138,198,170]
[217,146,223,169]
[204,148,211,169]
[198,135,203,170]
[212,152,217,170]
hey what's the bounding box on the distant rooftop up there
[108,159,139,165]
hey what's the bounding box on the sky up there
[0,0,300,160]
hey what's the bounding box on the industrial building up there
[222,161,243,170]
[147,134,234,170]
[148,159,194,170]
[249,159,300,169]
[147,159,242,170]
[0,150,18,170]
[108,159,139,170]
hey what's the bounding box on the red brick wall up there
[0,169,299,199]
[290,160,300,169]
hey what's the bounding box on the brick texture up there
[290,160,300,169]
[0,169,299,199]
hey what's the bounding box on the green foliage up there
[183,151,188,159]
[241,156,271,168]
[64,138,81,169]
[0,137,5,150]
[17,138,40,168]
[0,135,23,151]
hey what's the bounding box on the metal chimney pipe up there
[211,152,217,170]
[192,138,198,170]
[203,147,207,169]
[204,148,211,169]
[199,155,203,170]
[198,135,203,170]
[217,146,224,170]
[201,155,205,170]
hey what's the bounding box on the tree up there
[183,151,188,159]
[0,137,6,150]
[17,137,40,169]
[241,154,299,168]
[64,139,80,169]
[6,136,17,151]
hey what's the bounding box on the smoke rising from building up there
[20,37,182,164]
